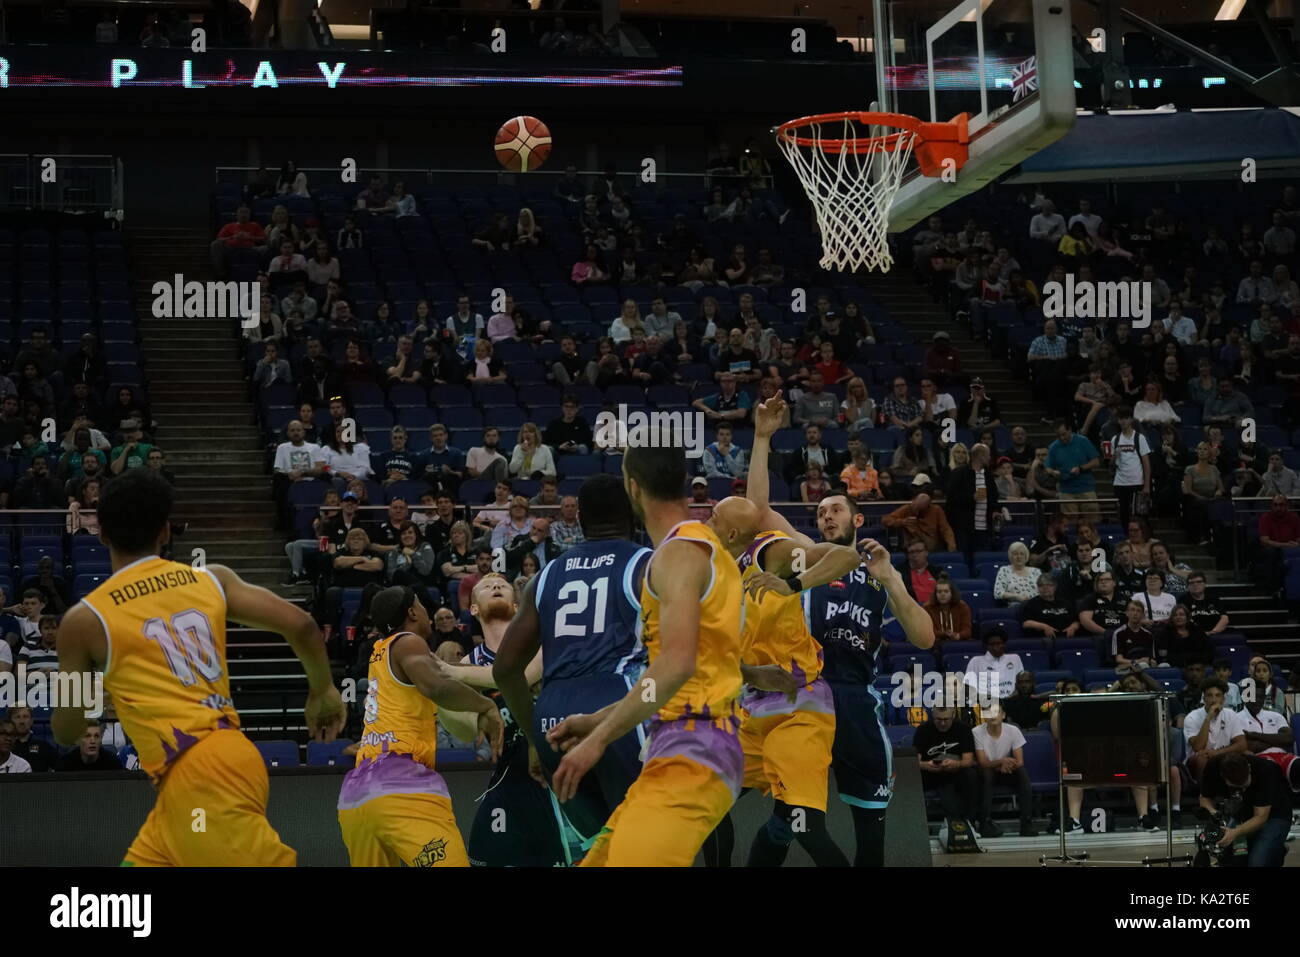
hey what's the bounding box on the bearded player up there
[547,441,745,866]
[748,393,935,866]
[337,586,503,866]
[53,467,346,866]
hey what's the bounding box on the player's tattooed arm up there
[394,634,504,761]
[52,603,104,747]
[859,539,936,651]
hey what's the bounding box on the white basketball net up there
[776,115,919,273]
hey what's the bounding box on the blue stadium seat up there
[305,740,355,767]
[254,740,300,768]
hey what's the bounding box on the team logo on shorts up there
[414,837,448,867]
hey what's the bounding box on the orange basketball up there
[494,115,552,173]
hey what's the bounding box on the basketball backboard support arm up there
[883,0,1077,234]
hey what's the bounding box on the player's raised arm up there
[392,634,504,761]
[208,563,345,740]
[747,392,812,545]
[494,574,543,751]
[550,539,707,802]
[52,603,104,747]
[858,540,935,650]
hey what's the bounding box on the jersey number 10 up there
[144,610,222,686]
[554,578,609,639]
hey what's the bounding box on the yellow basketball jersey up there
[81,556,237,785]
[738,530,823,686]
[640,521,743,725]
[356,632,439,770]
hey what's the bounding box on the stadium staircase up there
[867,272,1299,671]
[133,225,313,738]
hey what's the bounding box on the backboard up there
[875,0,1078,232]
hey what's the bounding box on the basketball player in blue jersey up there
[494,474,653,846]
[747,394,934,866]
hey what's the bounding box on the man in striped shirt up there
[18,614,59,672]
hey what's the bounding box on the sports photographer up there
[1197,752,1293,867]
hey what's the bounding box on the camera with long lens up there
[1193,796,1245,868]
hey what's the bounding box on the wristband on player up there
[784,575,803,593]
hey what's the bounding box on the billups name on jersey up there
[106,567,200,606]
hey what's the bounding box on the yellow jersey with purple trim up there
[81,555,237,786]
[641,520,743,725]
[737,530,824,686]
[356,632,439,770]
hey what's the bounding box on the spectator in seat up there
[964,627,1024,700]
[693,372,752,426]
[305,242,340,292]
[973,703,1037,837]
[1110,598,1154,672]
[571,243,609,286]
[268,238,307,279]
[321,527,385,641]
[1210,659,1243,708]
[1184,677,1247,781]
[1244,657,1289,717]
[784,423,841,486]
[956,377,1001,431]
[508,423,557,480]
[430,606,466,657]
[62,334,106,390]
[926,578,972,644]
[889,427,940,483]
[420,494,459,554]
[702,423,747,480]
[1179,572,1228,635]
[884,486,955,554]
[19,613,59,672]
[8,707,53,771]
[923,331,963,386]
[336,339,377,387]
[714,328,761,383]
[384,335,422,387]
[1259,451,1300,497]
[550,337,586,387]
[13,455,63,508]
[16,363,54,419]
[209,205,267,278]
[840,376,877,433]
[57,427,107,485]
[457,547,498,611]
[490,496,534,550]
[321,425,372,492]
[254,341,293,390]
[66,479,102,536]
[109,420,154,475]
[465,428,508,486]
[881,376,923,431]
[55,721,121,772]
[505,517,560,579]
[464,338,508,385]
[368,498,410,555]
[544,395,593,456]
[1078,570,1127,656]
[19,557,68,615]
[1028,199,1066,244]
[1151,601,1210,669]
[550,495,584,552]
[793,372,838,430]
[993,542,1040,605]
[1019,575,1078,643]
[385,521,440,613]
[1262,210,1296,256]
[1001,671,1043,730]
[436,522,477,609]
[419,424,465,498]
[281,489,341,586]
[444,294,485,354]
[838,443,881,504]
[1202,376,1253,430]
[1135,568,1177,627]
[914,707,980,828]
[1256,493,1300,596]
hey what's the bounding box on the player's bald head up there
[708,496,761,557]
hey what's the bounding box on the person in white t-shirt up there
[0,638,11,675]
[963,629,1024,700]
[0,719,33,773]
[972,704,1036,837]
[1134,569,1176,626]
[1108,408,1151,530]
[1238,679,1296,783]
[1184,678,1247,780]
[1067,198,1102,240]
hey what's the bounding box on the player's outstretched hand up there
[744,571,793,602]
[477,706,506,763]
[753,391,786,440]
[552,736,604,803]
[546,712,599,753]
[858,538,896,582]
[305,685,346,741]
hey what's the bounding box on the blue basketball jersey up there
[534,539,652,683]
[804,563,893,686]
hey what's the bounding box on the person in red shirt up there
[812,340,851,385]
[1257,494,1300,594]
[209,204,268,278]
[923,331,964,387]
[901,541,942,604]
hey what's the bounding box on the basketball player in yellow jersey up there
[709,497,861,866]
[547,443,745,867]
[337,586,503,867]
[53,469,346,867]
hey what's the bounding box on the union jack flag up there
[1011,55,1038,101]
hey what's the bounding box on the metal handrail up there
[213,166,775,191]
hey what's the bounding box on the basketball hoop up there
[774,111,969,272]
